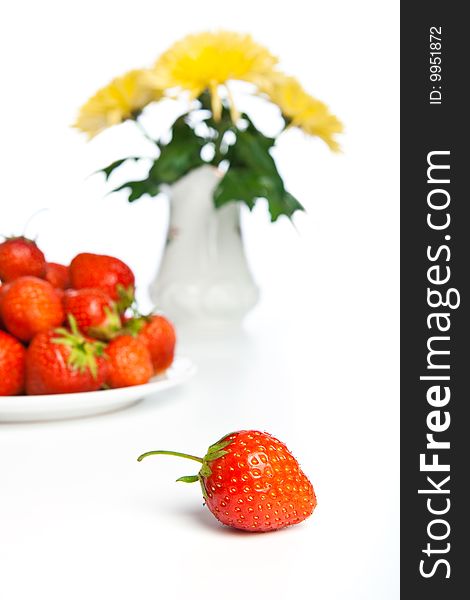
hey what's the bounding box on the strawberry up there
[125,314,176,373]
[0,236,46,282]
[138,430,316,532]
[44,262,70,289]
[69,253,135,309]
[25,317,107,395]
[105,334,153,388]
[1,276,65,342]
[0,331,26,395]
[64,288,121,340]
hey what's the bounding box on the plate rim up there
[0,355,196,410]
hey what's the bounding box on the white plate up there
[0,356,196,423]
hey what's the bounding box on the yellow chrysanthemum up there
[74,69,162,138]
[260,72,343,151]
[148,31,278,119]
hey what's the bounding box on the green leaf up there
[240,113,276,151]
[216,122,305,220]
[197,91,212,112]
[176,475,199,483]
[214,169,260,210]
[112,178,161,202]
[149,116,205,186]
[107,116,206,202]
[215,167,304,221]
[97,157,141,181]
[267,190,305,222]
[235,131,282,185]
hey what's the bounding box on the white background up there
[0,1,399,599]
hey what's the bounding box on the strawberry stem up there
[137,450,203,463]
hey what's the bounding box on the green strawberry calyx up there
[122,309,156,337]
[137,434,235,499]
[122,314,146,337]
[52,315,106,379]
[3,234,36,243]
[87,304,122,341]
[116,284,135,313]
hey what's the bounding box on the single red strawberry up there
[0,236,46,282]
[0,331,26,395]
[69,253,135,309]
[138,430,317,532]
[64,288,121,340]
[1,276,65,342]
[105,334,153,388]
[44,262,70,289]
[125,314,176,373]
[25,317,107,395]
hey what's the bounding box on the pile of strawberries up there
[0,236,175,396]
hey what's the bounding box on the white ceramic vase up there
[149,165,259,328]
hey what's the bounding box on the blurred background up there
[0,1,399,599]
[0,0,398,319]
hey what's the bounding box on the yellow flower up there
[74,69,162,138]
[260,72,343,151]
[148,31,278,119]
